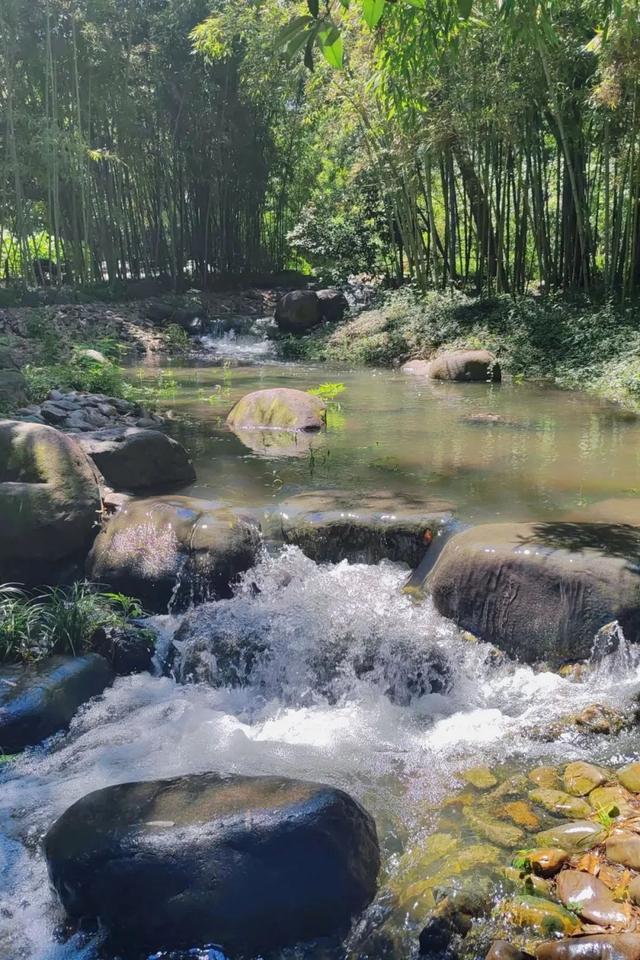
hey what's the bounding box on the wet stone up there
[528,848,569,878]
[529,767,560,790]
[501,801,540,831]
[487,942,535,960]
[588,785,636,819]
[534,821,606,852]
[463,808,525,848]
[605,831,640,870]
[536,934,640,960]
[628,876,640,906]
[556,869,630,925]
[563,762,608,797]
[618,763,640,794]
[500,895,581,936]
[463,767,498,790]
[528,788,592,820]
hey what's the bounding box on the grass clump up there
[0,582,144,664]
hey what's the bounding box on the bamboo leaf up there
[362,0,385,29]
[457,0,473,18]
[277,16,313,47]
[307,0,320,17]
[318,25,344,69]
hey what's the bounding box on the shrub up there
[0,582,144,664]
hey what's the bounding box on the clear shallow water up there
[4,329,640,960]
[132,340,640,524]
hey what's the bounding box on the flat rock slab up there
[44,773,380,957]
[265,489,455,566]
[87,496,261,612]
[77,427,195,492]
[0,654,113,752]
[427,521,640,665]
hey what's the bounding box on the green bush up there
[0,582,144,664]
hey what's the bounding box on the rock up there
[605,831,640,870]
[274,290,321,333]
[64,410,93,431]
[500,895,580,936]
[462,766,498,790]
[40,400,70,425]
[425,350,501,383]
[589,785,635,818]
[529,767,560,789]
[427,522,640,665]
[528,789,592,819]
[90,624,156,675]
[534,821,606,852]
[563,762,608,797]
[0,369,28,406]
[227,387,326,432]
[556,869,630,925]
[77,427,195,493]
[462,413,516,426]
[528,848,569,878]
[317,288,349,323]
[267,490,454,566]
[537,935,640,960]
[487,942,535,960]
[463,808,524,848]
[403,359,431,376]
[43,773,380,956]
[145,300,174,324]
[0,655,113,752]
[501,801,540,830]
[418,915,459,959]
[87,496,261,613]
[75,348,108,364]
[0,420,102,582]
[628,876,640,906]
[618,762,640,793]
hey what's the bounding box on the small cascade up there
[197,315,276,362]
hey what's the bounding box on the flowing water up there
[3,323,640,960]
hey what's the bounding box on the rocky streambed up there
[3,341,640,959]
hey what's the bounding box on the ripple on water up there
[2,547,640,959]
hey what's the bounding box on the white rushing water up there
[2,547,640,960]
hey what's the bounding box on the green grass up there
[0,582,144,664]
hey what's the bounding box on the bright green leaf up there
[363,0,385,29]
[318,26,344,69]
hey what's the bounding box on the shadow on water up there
[515,521,640,563]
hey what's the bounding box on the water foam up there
[2,547,640,959]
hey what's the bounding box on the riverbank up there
[277,289,640,413]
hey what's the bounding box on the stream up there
[2,323,640,960]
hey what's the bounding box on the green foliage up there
[307,381,346,401]
[163,324,191,354]
[0,582,144,664]
[23,358,126,403]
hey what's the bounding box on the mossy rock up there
[618,762,640,794]
[563,761,608,797]
[462,766,498,790]
[499,895,581,936]
[226,388,326,432]
[464,808,525,848]
[534,820,606,852]
[528,789,592,819]
[589,784,636,818]
[528,767,560,790]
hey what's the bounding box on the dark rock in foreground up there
[77,426,195,492]
[87,496,261,612]
[0,419,102,583]
[44,773,380,957]
[266,489,454,566]
[427,521,640,665]
[0,654,113,752]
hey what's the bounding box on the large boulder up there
[409,350,501,382]
[0,419,102,582]
[86,496,261,612]
[265,490,454,566]
[274,290,321,333]
[317,288,349,323]
[44,773,380,957]
[227,387,326,432]
[0,654,113,752]
[426,522,640,665]
[77,427,195,492]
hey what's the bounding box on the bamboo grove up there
[0,0,313,287]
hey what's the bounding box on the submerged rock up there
[77,427,195,492]
[528,788,592,819]
[274,290,321,333]
[0,654,113,752]
[534,820,606,852]
[0,419,102,582]
[427,521,640,665]
[267,489,454,566]
[44,773,380,956]
[87,496,261,613]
